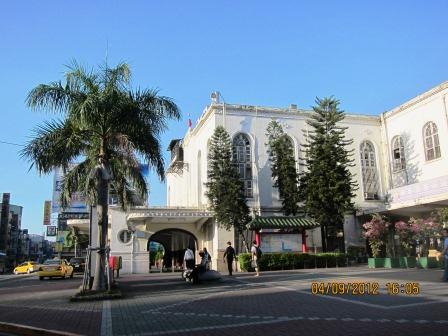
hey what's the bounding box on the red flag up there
[188,118,192,128]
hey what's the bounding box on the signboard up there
[58,212,90,220]
[260,233,302,253]
[57,230,74,248]
[46,226,57,237]
[52,165,88,213]
[57,212,90,231]
[43,201,51,225]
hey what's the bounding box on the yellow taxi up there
[13,261,39,274]
[38,259,74,280]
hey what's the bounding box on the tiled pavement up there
[109,267,448,336]
[0,267,447,335]
[0,275,102,335]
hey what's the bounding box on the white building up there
[109,81,448,274]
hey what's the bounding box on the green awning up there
[249,216,319,230]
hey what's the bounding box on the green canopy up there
[249,216,319,230]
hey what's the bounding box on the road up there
[0,267,447,335]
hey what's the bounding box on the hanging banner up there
[43,201,51,225]
[52,165,88,213]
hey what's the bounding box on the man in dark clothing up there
[189,251,207,284]
[223,241,236,276]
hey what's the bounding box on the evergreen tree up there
[266,120,300,216]
[205,126,251,251]
[299,97,357,252]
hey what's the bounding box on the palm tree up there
[22,62,180,291]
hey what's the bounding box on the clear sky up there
[1,0,447,235]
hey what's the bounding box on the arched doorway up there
[148,229,197,272]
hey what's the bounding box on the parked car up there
[13,261,39,274]
[69,257,86,273]
[38,259,74,280]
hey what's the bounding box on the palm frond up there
[21,119,88,174]
[60,160,97,208]
[26,81,72,113]
[109,148,148,208]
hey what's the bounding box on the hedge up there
[238,252,347,272]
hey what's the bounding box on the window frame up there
[360,140,380,200]
[232,133,253,198]
[423,121,441,161]
[118,230,133,245]
[391,135,406,172]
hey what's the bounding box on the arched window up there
[285,135,295,156]
[391,136,406,172]
[232,133,253,198]
[197,150,202,206]
[423,122,441,161]
[360,141,379,200]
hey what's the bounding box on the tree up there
[22,62,180,291]
[266,120,300,216]
[299,97,357,252]
[205,126,251,251]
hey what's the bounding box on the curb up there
[0,322,82,336]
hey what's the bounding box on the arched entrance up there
[148,229,197,272]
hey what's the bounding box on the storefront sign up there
[43,201,51,225]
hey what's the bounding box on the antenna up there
[105,40,109,68]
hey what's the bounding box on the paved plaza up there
[0,267,447,335]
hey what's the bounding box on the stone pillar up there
[255,231,261,246]
[302,230,307,252]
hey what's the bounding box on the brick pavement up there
[110,267,448,336]
[0,275,101,335]
[0,267,447,335]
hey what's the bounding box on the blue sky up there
[1,0,447,235]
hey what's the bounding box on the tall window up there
[391,136,406,172]
[197,150,202,206]
[423,122,441,161]
[360,141,379,200]
[232,133,253,198]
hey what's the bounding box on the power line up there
[0,140,24,147]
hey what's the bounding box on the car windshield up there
[31,262,38,265]
[43,260,60,265]
[70,258,85,263]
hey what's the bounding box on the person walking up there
[251,240,261,277]
[184,246,195,270]
[223,241,236,276]
[203,247,211,270]
[443,228,448,281]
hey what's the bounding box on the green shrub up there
[269,253,282,270]
[238,253,252,271]
[238,252,347,272]
[292,253,304,269]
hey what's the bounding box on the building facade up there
[0,193,24,273]
[109,81,448,274]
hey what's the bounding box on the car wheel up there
[62,273,66,279]
[70,271,74,279]
[39,276,44,280]
[13,270,18,275]
[27,269,31,274]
